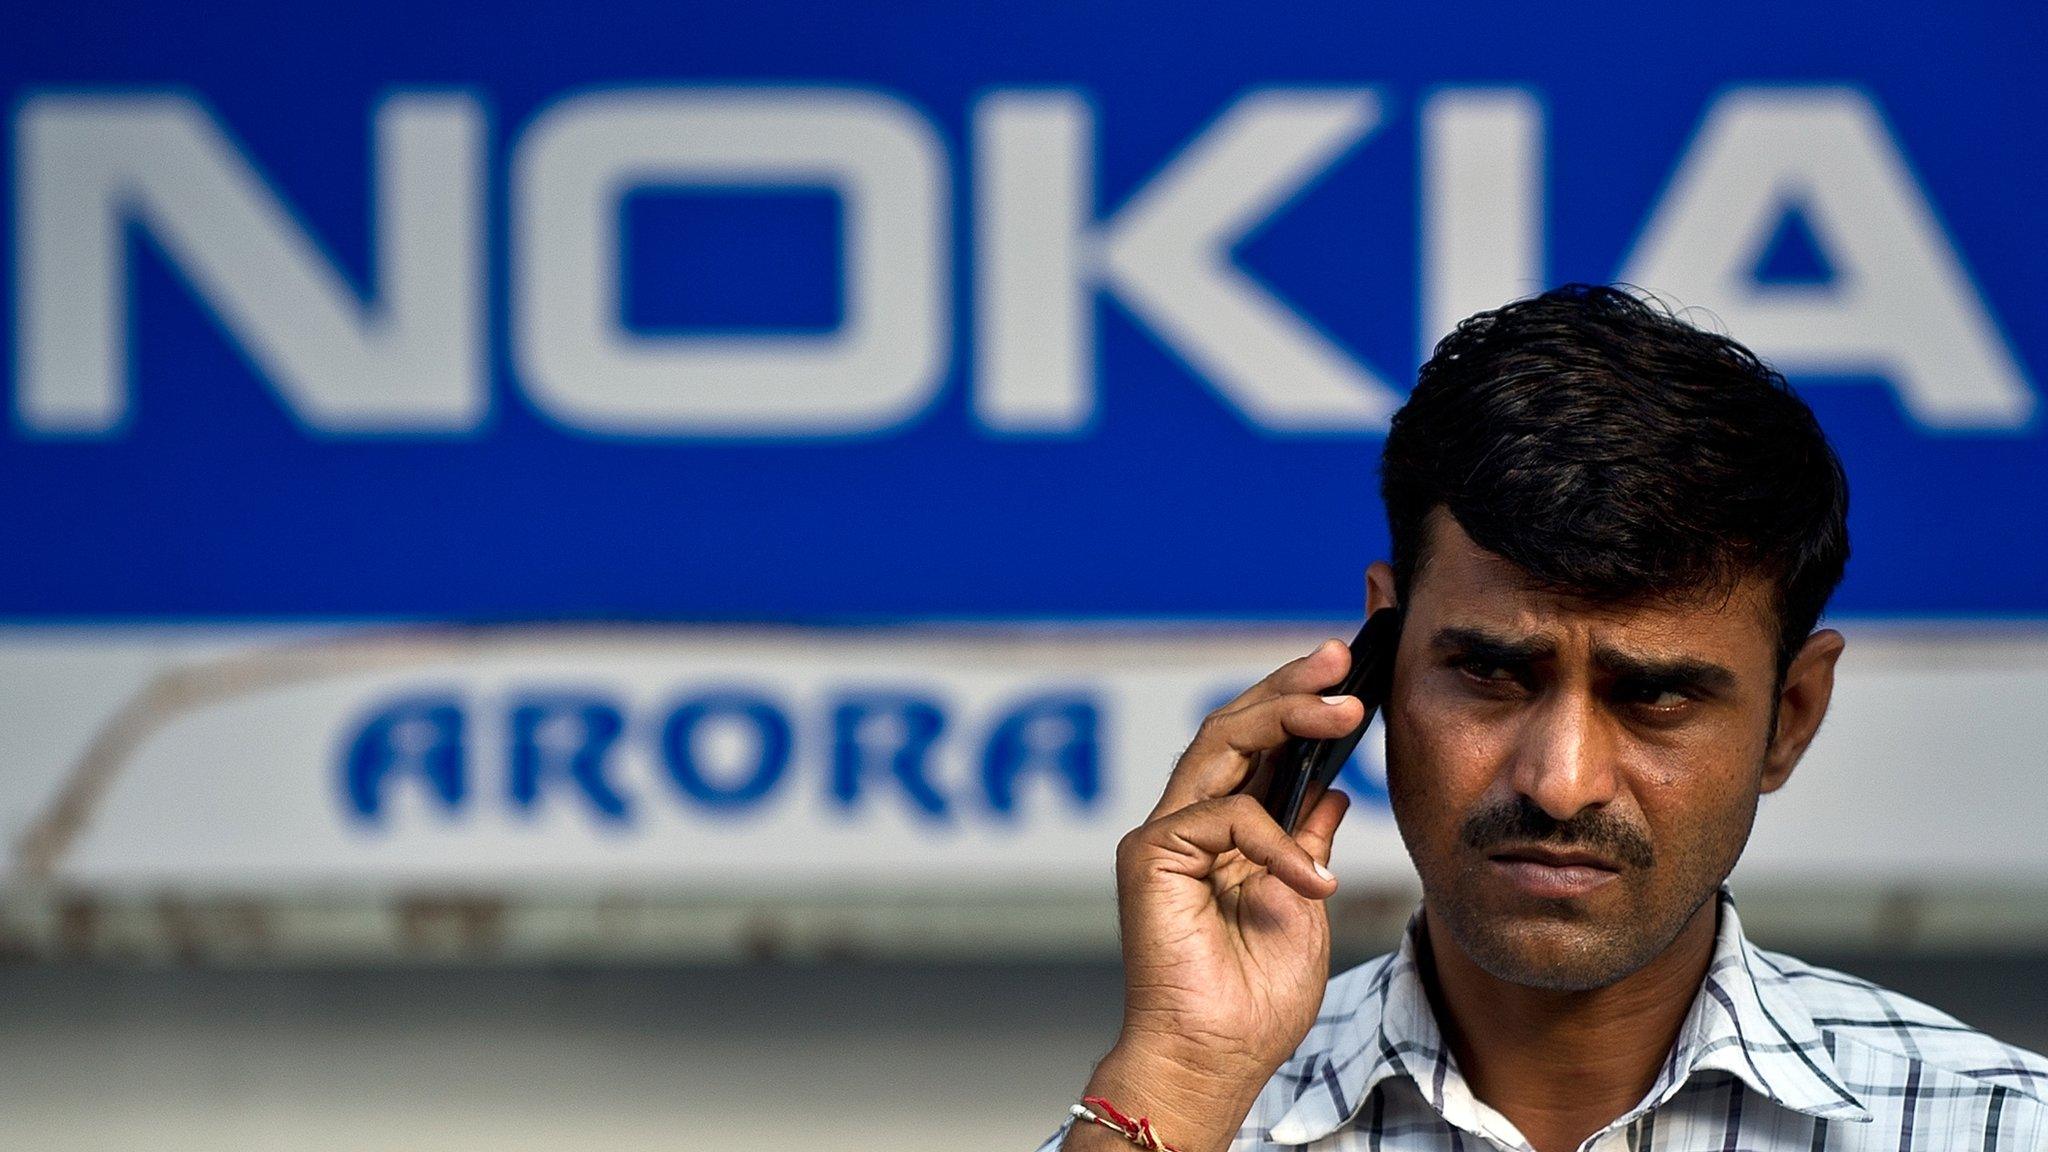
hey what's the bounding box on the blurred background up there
[4,1,2048,1148]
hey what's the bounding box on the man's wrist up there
[1064,1040,1271,1152]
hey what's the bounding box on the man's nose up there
[1509,689,1620,821]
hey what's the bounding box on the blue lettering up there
[980,692,1100,815]
[342,694,466,821]
[508,695,630,821]
[830,692,949,819]
[660,690,792,810]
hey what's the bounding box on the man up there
[1037,285,2047,1152]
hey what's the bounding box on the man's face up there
[1379,513,1789,991]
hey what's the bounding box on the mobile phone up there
[1261,606,1403,833]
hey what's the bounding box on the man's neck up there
[1418,900,1719,1152]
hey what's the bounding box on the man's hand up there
[1065,639,1363,1152]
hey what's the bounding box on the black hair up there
[1380,283,1850,671]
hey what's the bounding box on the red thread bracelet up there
[1070,1094,1186,1152]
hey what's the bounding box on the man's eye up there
[1456,660,1522,684]
[1617,683,1693,710]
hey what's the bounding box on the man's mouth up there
[1485,844,1623,899]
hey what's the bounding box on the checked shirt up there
[1036,889,2047,1150]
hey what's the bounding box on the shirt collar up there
[1267,888,1870,1146]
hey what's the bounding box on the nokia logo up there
[13,84,2036,440]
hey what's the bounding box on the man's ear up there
[1762,628,1846,794]
[1366,561,1399,616]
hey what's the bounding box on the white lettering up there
[974,89,1401,434]
[511,88,948,437]
[14,93,486,435]
[1623,87,2034,430]
[1419,88,1544,350]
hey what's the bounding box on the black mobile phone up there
[1261,607,1402,833]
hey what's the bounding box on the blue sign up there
[6,1,2044,620]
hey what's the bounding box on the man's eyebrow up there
[1429,628,1740,692]
[1428,627,1554,663]
[1594,647,1738,693]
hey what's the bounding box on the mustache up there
[1459,795,1655,870]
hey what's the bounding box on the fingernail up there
[1313,861,1335,882]
[1321,694,1350,706]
